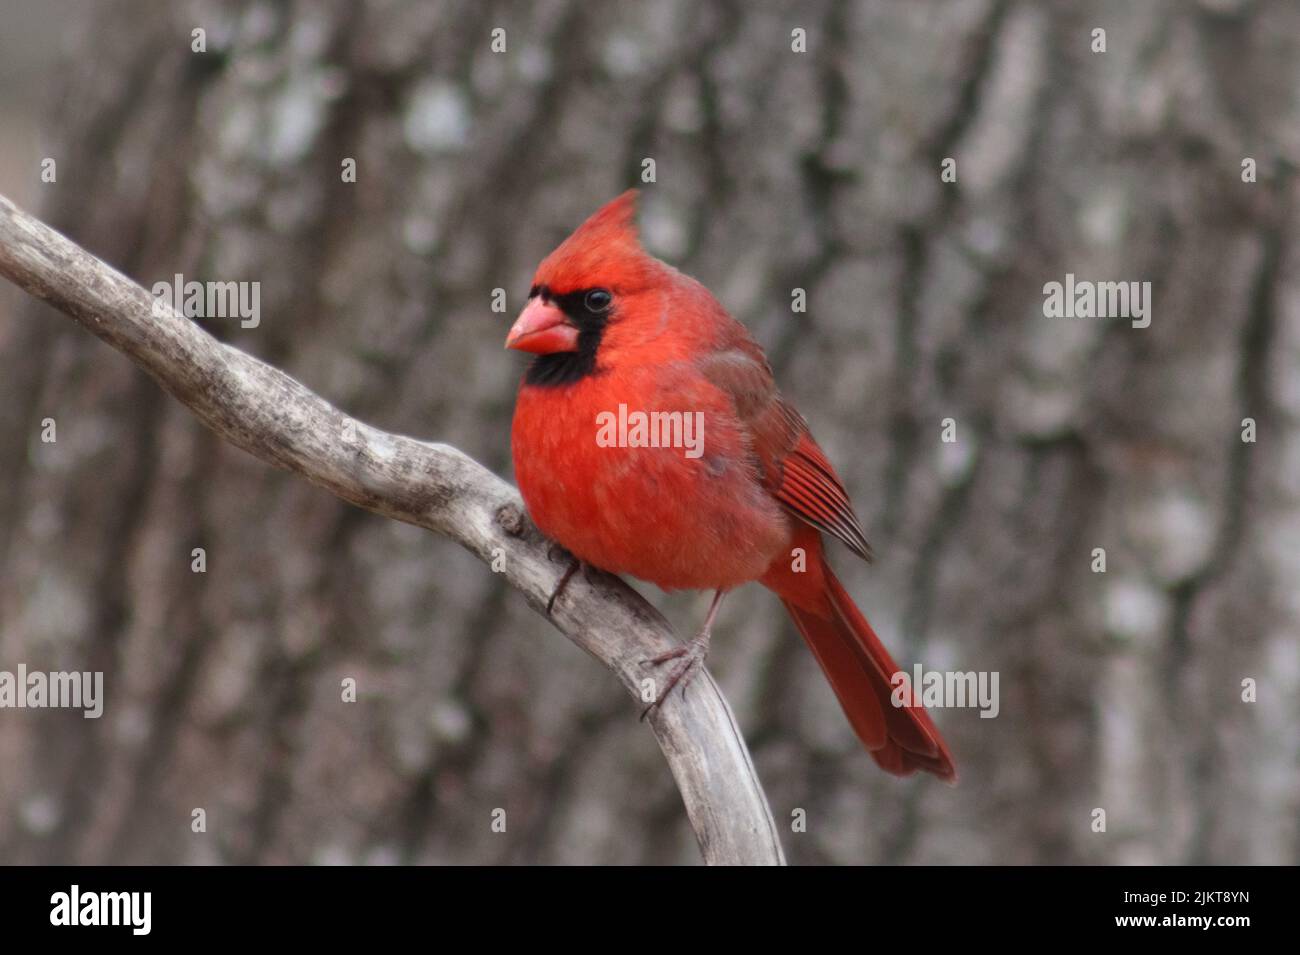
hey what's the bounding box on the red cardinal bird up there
[506,192,955,781]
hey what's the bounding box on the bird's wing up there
[697,340,872,562]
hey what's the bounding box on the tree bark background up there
[0,0,1295,865]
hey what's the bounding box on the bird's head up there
[505,191,664,383]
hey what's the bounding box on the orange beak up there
[505,298,580,354]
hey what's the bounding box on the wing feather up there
[697,341,872,562]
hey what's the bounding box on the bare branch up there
[0,192,785,866]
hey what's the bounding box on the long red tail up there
[762,529,956,782]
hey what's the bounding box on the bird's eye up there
[584,289,612,313]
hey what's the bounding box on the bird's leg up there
[639,589,727,718]
[546,545,585,615]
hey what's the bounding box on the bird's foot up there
[546,547,585,615]
[639,629,711,719]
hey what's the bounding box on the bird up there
[505,191,955,782]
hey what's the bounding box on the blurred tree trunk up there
[0,0,1295,864]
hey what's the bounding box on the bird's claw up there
[638,633,710,719]
[546,555,582,615]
